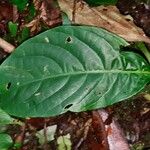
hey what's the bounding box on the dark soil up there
[117,0,150,36]
[112,96,150,149]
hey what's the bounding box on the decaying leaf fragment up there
[98,109,130,150]
[26,0,61,34]
[58,0,150,43]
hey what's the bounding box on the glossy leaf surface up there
[0,108,14,125]
[0,134,13,150]
[0,26,150,117]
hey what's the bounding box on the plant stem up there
[141,46,150,64]
[136,42,150,64]
[14,122,27,149]
[43,119,49,150]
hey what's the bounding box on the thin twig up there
[137,42,150,64]
[43,119,49,150]
[15,122,27,150]
[13,5,18,22]
[72,0,78,22]
[0,37,15,53]
[75,118,92,150]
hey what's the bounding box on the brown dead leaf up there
[0,2,13,21]
[98,109,130,150]
[33,0,42,10]
[58,0,150,44]
[40,0,61,27]
[25,17,41,34]
[25,0,61,35]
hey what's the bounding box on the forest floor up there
[0,0,150,149]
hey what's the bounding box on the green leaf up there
[20,27,30,43]
[0,134,13,150]
[84,0,118,6]
[0,125,7,133]
[8,21,18,37]
[10,0,28,11]
[21,27,30,41]
[62,12,71,25]
[0,26,150,118]
[0,108,14,125]
[57,134,72,150]
[27,2,36,21]
[29,2,36,17]
[13,142,22,149]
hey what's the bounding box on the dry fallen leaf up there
[25,0,61,35]
[40,0,61,27]
[98,109,130,150]
[58,0,150,44]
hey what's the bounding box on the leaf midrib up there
[11,69,150,87]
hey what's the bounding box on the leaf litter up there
[58,0,150,44]
[0,0,150,149]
